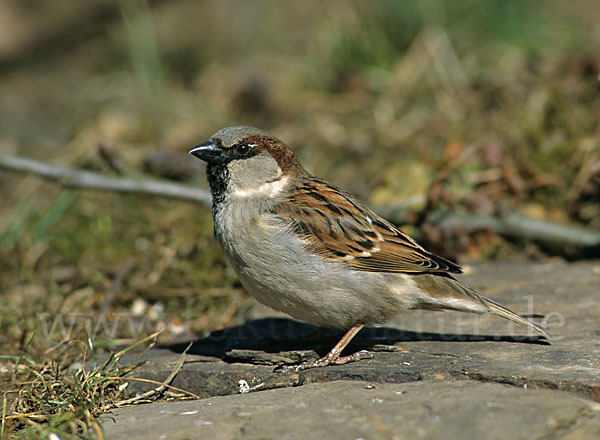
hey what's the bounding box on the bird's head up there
[189,126,306,202]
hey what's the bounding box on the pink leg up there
[293,324,371,371]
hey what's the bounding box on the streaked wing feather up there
[273,176,462,274]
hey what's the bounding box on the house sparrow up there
[189,126,548,370]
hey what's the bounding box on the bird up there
[189,126,548,370]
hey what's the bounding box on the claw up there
[357,349,374,359]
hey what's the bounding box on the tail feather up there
[414,273,551,340]
[481,295,551,339]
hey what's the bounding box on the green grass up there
[2,333,168,439]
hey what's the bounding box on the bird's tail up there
[480,294,551,339]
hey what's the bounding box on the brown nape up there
[244,134,307,175]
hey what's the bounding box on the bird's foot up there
[273,324,370,372]
[331,349,373,366]
[278,349,373,372]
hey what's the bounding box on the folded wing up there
[273,176,462,274]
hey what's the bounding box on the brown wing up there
[273,176,462,274]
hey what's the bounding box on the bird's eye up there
[235,143,252,155]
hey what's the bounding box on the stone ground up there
[100,260,600,439]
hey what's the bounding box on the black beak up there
[189,140,226,164]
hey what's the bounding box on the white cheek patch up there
[231,175,289,198]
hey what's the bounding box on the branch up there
[427,211,600,250]
[0,152,211,206]
[1,152,599,251]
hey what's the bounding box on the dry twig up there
[2,152,599,251]
[113,342,196,405]
[0,152,210,205]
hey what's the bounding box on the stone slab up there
[114,261,600,401]
[101,380,600,440]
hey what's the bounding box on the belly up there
[213,208,416,328]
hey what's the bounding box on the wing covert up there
[273,176,462,274]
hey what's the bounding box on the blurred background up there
[0,0,599,406]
